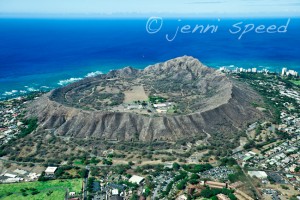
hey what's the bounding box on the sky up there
[0,0,300,17]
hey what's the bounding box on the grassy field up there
[290,80,300,86]
[73,159,84,165]
[0,179,82,200]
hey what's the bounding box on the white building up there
[69,192,76,196]
[219,67,226,71]
[287,70,298,76]
[2,177,23,183]
[248,171,268,179]
[4,173,17,178]
[27,173,40,180]
[282,68,298,77]
[112,189,119,196]
[128,175,144,185]
[153,103,167,108]
[45,167,58,175]
[282,68,287,76]
[176,195,188,200]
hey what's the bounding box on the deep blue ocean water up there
[0,18,299,99]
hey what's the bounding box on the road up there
[0,157,46,166]
[152,185,160,200]
[238,162,263,200]
[202,129,211,145]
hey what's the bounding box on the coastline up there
[1,61,299,102]
[1,18,299,100]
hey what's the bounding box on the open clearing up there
[124,85,148,103]
[290,80,300,86]
[0,179,82,200]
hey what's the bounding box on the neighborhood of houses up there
[0,69,300,200]
[219,66,299,78]
[0,97,27,145]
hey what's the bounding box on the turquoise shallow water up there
[0,18,299,99]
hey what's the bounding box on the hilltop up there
[26,56,265,141]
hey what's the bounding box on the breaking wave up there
[85,71,103,78]
[57,71,103,86]
[58,78,83,86]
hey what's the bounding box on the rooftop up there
[45,167,58,173]
[128,175,144,184]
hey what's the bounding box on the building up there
[27,173,40,180]
[248,171,268,179]
[111,189,119,196]
[127,105,143,110]
[282,68,287,76]
[69,192,76,196]
[45,167,58,175]
[235,189,254,200]
[164,163,173,169]
[228,181,244,189]
[176,195,188,200]
[13,169,27,175]
[3,173,17,178]
[153,103,167,108]
[217,194,230,200]
[2,177,23,183]
[287,70,298,76]
[282,68,299,77]
[109,196,123,200]
[205,181,227,189]
[128,175,145,185]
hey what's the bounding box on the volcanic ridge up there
[27,56,265,141]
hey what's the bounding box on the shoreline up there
[1,64,299,102]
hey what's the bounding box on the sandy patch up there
[105,86,120,93]
[124,85,148,103]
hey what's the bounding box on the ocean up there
[0,17,299,99]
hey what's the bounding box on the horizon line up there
[1,12,300,19]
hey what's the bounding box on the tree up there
[243,140,256,149]
[79,169,89,178]
[38,172,49,182]
[173,162,180,170]
[176,179,187,190]
[220,157,237,166]
[290,196,298,200]
[130,193,139,200]
[189,179,199,185]
[144,187,151,197]
[200,188,213,198]
[228,193,237,200]
[190,173,200,180]
[182,164,213,173]
[90,157,99,164]
[55,168,64,177]
[102,158,112,165]
[128,161,134,166]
